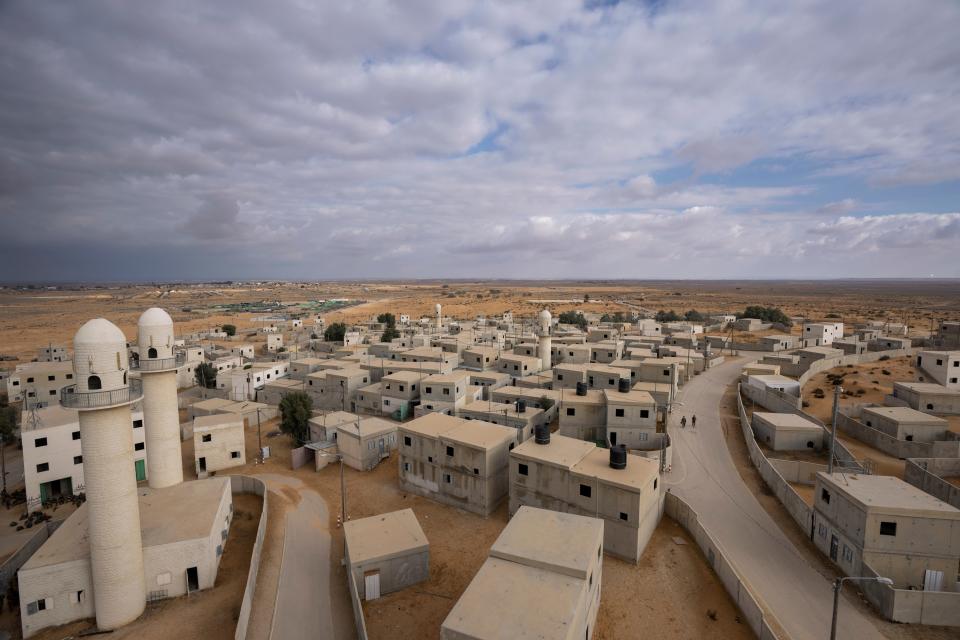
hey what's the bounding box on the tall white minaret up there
[137,307,184,488]
[65,319,146,630]
[537,309,552,371]
[435,303,442,332]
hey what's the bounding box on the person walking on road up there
[691,415,697,428]
[680,416,687,429]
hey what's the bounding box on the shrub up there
[736,306,792,326]
[323,322,347,342]
[279,392,313,446]
[881,369,891,376]
[878,355,890,361]
[194,362,217,389]
[381,327,401,343]
[221,324,236,337]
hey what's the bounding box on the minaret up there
[435,303,442,332]
[537,309,552,371]
[136,307,184,488]
[63,318,146,630]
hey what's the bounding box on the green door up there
[135,459,147,482]
[39,481,49,503]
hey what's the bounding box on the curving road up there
[665,357,883,640]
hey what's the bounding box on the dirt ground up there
[9,492,262,640]
[802,357,918,425]
[721,382,956,640]
[3,279,959,366]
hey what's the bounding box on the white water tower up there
[136,307,184,489]
[435,303,442,331]
[537,309,553,371]
[63,318,146,630]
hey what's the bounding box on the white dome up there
[539,309,552,322]
[74,318,127,346]
[435,303,442,313]
[138,307,173,328]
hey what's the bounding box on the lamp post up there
[828,385,843,474]
[830,576,892,640]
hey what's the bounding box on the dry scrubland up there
[2,279,959,364]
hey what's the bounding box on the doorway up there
[364,570,381,600]
[198,457,207,473]
[830,535,839,562]
[134,459,146,482]
[609,432,617,446]
[186,567,199,592]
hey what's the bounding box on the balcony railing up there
[61,378,143,409]
[131,352,186,371]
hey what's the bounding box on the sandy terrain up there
[802,357,918,425]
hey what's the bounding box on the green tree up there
[737,306,792,326]
[558,311,588,331]
[279,391,313,446]
[323,322,347,342]
[194,362,218,389]
[377,313,397,328]
[381,327,401,342]
[684,309,705,322]
[221,324,237,337]
[655,310,682,322]
[583,293,590,303]
[0,405,17,446]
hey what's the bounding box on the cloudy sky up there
[2,0,960,282]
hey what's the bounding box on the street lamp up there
[830,575,893,640]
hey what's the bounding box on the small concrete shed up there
[344,508,429,601]
[752,412,824,451]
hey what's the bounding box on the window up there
[428,456,433,463]
[446,446,454,456]
[473,468,480,475]
[27,599,47,615]
[821,489,831,504]
[425,386,432,394]
[404,436,412,446]
[135,442,145,451]
[37,463,49,472]
[640,409,649,418]
[87,375,101,390]
[557,374,564,380]
[566,408,575,416]
[579,484,592,498]
[72,431,80,440]
[615,408,625,418]
[34,437,48,447]
[403,462,410,472]
[231,451,240,459]
[49,389,56,396]
[443,473,452,483]
[74,455,82,464]
[48,375,55,381]
[653,478,657,489]
[619,512,628,521]
[842,545,853,563]
[70,590,85,605]
[608,379,615,385]
[26,377,34,383]
[518,463,528,476]
[66,373,73,380]
[879,521,897,536]
[818,523,827,538]
[639,433,648,441]
[133,419,143,429]
[202,434,212,443]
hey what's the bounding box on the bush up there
[194,362,218,389]
[279,391,313,446]
[277,346,286,353]
[655,310,682,323]
[684,309,706,322]
[377,313,396,328]
[558,311,588,331]
[736,306,792,326]
[881,369,891,376]
[539,396,555,412]
[878,355,890,361]
[310,333,319,340]
[323,322,347,342]
[381,327,401,343]
[221,324,236,337]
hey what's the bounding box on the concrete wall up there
[904,458,960,509]
[741,383,801,413]
[231,475,268,640]
[0,520,62,595]
[768,459,828,485]
[736,386,813,534]
[835,412,960,459]
[664,493,785,640]
[793,348,921,388]
[346,562,369,640]
[859,560,960,626]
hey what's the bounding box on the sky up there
[2,0,960,282]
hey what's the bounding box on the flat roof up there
[20,405,78,431]
[218,400,269,414]
[264,378,303,389]
[490,506,601,580]
[919,350,959,357]
[603,388,656,406]
[400,412,464,439]
[14,360,74,373]
[291,357,326,366]
[861,406,947,425]
[818,473,960,518]
[571,448,658,492]
[344,508,428,566]
[798,346,844,356]
[749,374,800,384]
[893,381,960,396]
[310,410,361,428]
[338,416,397,439]
[442,557,586,640]
[511,433,595,470]
[422,370,471,384]
[562,389,605,405]
[491,386,561,401]
[381,370,423,382]
[194,414,243,431]
[192,397,236,411]
[753,412,823,431]
[23,478,231,569]
[443,420,517,450]
[460,400,544,421]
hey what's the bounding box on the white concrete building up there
[6,361,75,407]
[802,322,844,346]
[193,414,246,478]
[22,404,147,512]
[917,351,960,389]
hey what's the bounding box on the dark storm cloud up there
[1,0,960,281]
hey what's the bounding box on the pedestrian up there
[692,415,697,428]
[680,416,687,429]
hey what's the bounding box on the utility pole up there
[828,384,843,474]
[256,408,263,463]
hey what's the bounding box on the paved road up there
[665,358,883,640]
[263,474,336,640]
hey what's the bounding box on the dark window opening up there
[619,512,628,521]
[518,463,529,476]
[87,375,102,390]
[579,484,591,498]
[880,521,897,536]
[821,489,830,504]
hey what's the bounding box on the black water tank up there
[618,378,631,393]
[516,399,526,413]
[534,423,551,445]
[576,381,588,396]
[609,444,627,469]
